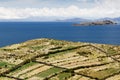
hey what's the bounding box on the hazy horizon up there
[0,0,120,21]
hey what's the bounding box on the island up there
[73,20,117,26]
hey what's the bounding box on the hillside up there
[0,38,120,80]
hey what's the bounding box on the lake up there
[0,22,120,47]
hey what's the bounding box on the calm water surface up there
[0,22,120,47]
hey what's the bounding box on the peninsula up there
[73,20,117,26]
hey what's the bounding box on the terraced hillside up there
[0,38,120,80]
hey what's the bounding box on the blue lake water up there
[0,22,120,47]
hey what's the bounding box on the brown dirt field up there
[19,66,52,79]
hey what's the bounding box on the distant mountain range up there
[113,17,120,22]
[56,18,89,22]
[100,17,120,23]
[56,17,120,23]
[97,17,120,21]
[0,17,120,22]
